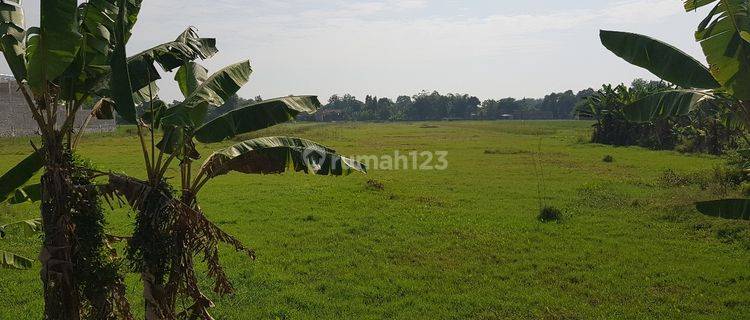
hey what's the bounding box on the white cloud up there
[0,0,697,101]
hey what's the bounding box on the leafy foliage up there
[623,90,714,122]
[578,81,741,154]
[104,22,366,318]
[690,0,750,100]
[200,137,367,178]
[195,96,322,143]
[1,251,33,270]
[0,0,148,318]
[0,151,43,202]
[600,0,750,219]
[161,60,252,128]
[600,30,720,89]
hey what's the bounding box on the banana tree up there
[599,0,750,220]
[0,0,150,318]
[0,0,218,318]
[105,52,365,317]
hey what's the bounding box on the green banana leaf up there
[161,60,252,128]
[0,219,42,238]
[623,90,713,122]
[25,0,82,93]
[79,0,142,64]
[50,0,142,101]
[92,27,216,101]
[685,0,720,10]
[1,251,32,270]
[696,199,750,220]
[174,28,217,62]
[600,30,720,90]
[141,99,167,128]
[1,33,24,80]
[128,27,217,74]
[692,0,750,99]
[155,125,201,160]
[200,136,366,179]
[7,183,41,204]
[175,62,208,98]
[0,151,43,202]
[132,81,159,106]
[194,96,321,143]
[109,0,136,123]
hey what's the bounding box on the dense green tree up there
[539,90,578,119]
[389,95,413,121]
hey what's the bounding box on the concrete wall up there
[0,77,117,137]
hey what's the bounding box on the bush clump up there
[602,155,614,163]
[538,206,563,223]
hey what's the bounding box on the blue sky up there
[2,0,709,101]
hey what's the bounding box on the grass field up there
[1,120,750,319]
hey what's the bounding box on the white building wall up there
[0,76,117,137]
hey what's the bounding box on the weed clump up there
[485,149,530,155]
[657,169,698,187]
[538,206,563,223]
[657,167,744,191]
[602,155,614,163]
[366,179,385,191]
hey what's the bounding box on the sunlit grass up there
[1,120,749,319]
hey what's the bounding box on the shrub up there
[538,206,563,223]
[602,155,614,163]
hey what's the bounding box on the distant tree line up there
[121,87,599,124]
[293,89,597,122]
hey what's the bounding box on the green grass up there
[1,120,750,319]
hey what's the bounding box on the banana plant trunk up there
[39,132,82,320]
[138,185,179,320]
[143,268,173,320]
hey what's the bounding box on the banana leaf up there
[600,30,720,90]
[623,90,713,122]
[175,62,208,98]
[109,0,136,123]
[1,33,24,80]
[692,0,750,99]
[1,251,32,270]
[7,183,41,204]
[25,0,82,93]
[194,96,321,143]
[0,151,43,202]
[200,136,366,178]
[161,60,252,128]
